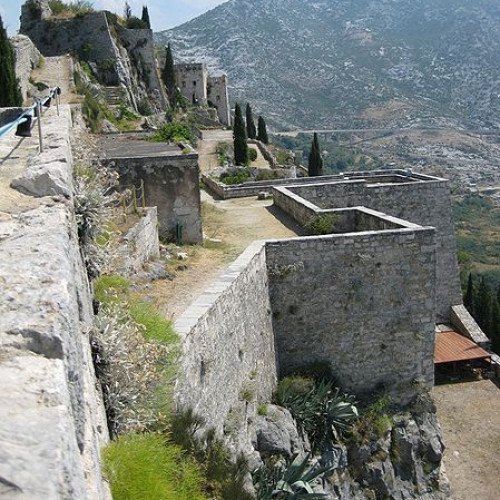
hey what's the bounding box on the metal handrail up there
[0,87,62,152]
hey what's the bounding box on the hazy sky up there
[0,0,228,34]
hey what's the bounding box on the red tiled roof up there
[434,330,491,365]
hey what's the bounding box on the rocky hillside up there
[155,0,500,130]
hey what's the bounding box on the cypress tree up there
[490,299,500,355]
[257,116,269,144]
[245,103,256,140]
[464,272,474,314]
[475,278,491,334]
[0,15,22,107]
[161,43,176,106]
[141,5,151,29]
[124,2,132,20]
[308,132,323,176]
[233,103,248,166]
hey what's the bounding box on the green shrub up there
[103,433,207,500]
[148,122,194,144]
[305,214,339,235]
[349,395,393,445]
[254,452,333,499]
[117,103,138,121]
[137,98,153,116]
[248,148,258,162]
[129,301,177,344]
[257,404,269,416]
[215,142,229,166]
[220,167,252,185]
[49,1,94,16]
[126,16,148,29]
[94,275,131,304]
[255,169,286,181]
[275,376,358,450]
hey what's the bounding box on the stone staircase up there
[102,86,128,108]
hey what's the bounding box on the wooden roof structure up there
[434,330,491,365]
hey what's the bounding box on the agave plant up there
[255,453,331,499]
[275,377,358,450]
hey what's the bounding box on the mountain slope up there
[155,0,500,130]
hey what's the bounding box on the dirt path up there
[151,191,303,321]
[432,379,500,500]
[197,129,233,173]
[31,55,76,104]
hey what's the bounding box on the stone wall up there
[104,152,203,244]
[116,26,168,113]
[11,34,42,102]
[276,174,462,322]
[266,227,437,403]
[0,105,110,498]
[174,242,277,434]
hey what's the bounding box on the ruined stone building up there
[174,62,231,126]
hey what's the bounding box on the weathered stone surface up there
[11,34,42,102]
[0,202,110,498]
[0,355,87,499]
[267,226,436,403]
[11,106,73,198]
[1,104,110,498]
[253,405,304,457]
[273,170,462,322]
[174,241,277,435]
[101,142,203,244]
[11,160,72,197]
[114,207,160,274]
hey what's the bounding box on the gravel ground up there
[433,378,500,500]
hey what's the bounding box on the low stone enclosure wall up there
[272,171,463,323]
[201,168,424,200]
[0,106,110,498]
[174,206,437,436]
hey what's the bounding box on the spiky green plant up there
[254,453,331,499]
[275,377,358,450]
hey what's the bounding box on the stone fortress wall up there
[20,1,167,113]
[174,171,453,432]
[0,107,110,498]
[273,171,463,322]
[207,73,231,126]
[174,242,277,433]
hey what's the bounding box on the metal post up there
[37,101,43,153]
[56,91,60,116]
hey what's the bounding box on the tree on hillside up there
[141,5,151,29]
[464,272,474,314]
[124,2,132,20]
[0,15,22,107]
[245,103,256,140]
[233,103,248,166]
[308,132,323,176]
[475,278,491,333]
[490,299,500,355]
[257,116,269,144]
[162,43,176,107]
